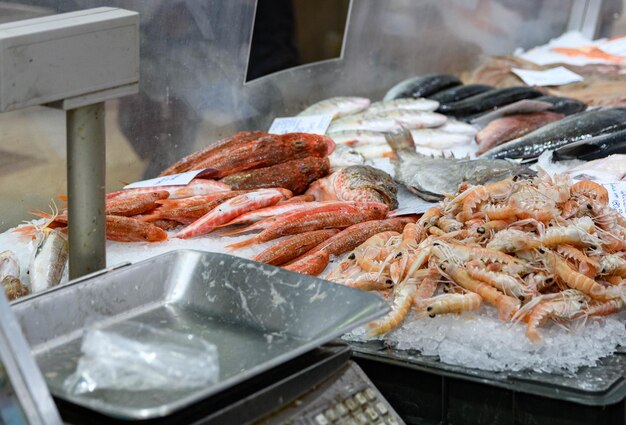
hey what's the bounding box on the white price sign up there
[512,66,584,86]
[604,182,626,217]
[268,114,333,135]
[124,169,208,189]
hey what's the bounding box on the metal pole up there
[66,102,106,279]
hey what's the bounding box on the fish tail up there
[225,236,258,250]
[219,225,256,236]
[384,126,415,152]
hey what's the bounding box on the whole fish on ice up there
[428,84,493,104]
[385,127,533,201]
[437,86,542,118]
[366,98,439,114]
[327,109,447,133]
[298,97,371,119]
[552,128,626,161]
[384,74,461,100]
[306,165,399,209]
[481,107,626,160]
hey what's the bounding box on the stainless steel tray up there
[11,249,388,420]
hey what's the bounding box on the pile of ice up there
[345,306,626,373]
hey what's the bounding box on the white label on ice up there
[268,114,333,135]
[604,182,626,218]
[123,169,206,189]
[511,66,584,86]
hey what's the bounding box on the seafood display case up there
[1,1,626,424]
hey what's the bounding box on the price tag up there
[604,182,626,217]
[511,66,584,86]
[268,114,333,135]
[124,169,208,189]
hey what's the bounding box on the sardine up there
[534,96,587,115]
[437,87,543,118]
[383,74,461,101]
[28,228,68,293]
[366,98,439,114]
[481,107,626,160]
[385,128,533,201]
[2,276,29,301]
[298,97,371,119]
[0,250,20,279]
[552,128,626,161]
[428,84,493,104]
[327,110,447,133]
[476,111,564,155]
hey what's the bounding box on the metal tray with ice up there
[10,249,388,420]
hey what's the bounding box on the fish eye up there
[587,204,592,210]
[433,242,440,246]
[396,252,402,258]
[348,253,355,260]
[538,248,545,254]
[546,277,553,283]
[477,227,486,234]
[385,279,393,284]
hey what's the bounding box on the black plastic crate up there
[351,341,626,425]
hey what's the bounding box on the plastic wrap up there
[64,321,219,395]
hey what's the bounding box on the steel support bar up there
[66,102,106,279]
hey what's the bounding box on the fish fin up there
[219,225,256,236]
[384,126,415,152]
[225,236,258,250]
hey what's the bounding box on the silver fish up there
[385,128,533,201]
[328,144,366,168]
[410,129,472,149]
[328,109,447,133]
[327,129,387,146]
[28,228,68,293]
[437,119,478,136]
[366,98,439,114]
[0,250,20,279]
[298,96,371,119]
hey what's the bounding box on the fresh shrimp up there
[175,188,289,239]
[555,244,599,278]
[440,262,520,320]
[105,215,168,242]
[282,251,330,276]
[570,180,609,205]
[437,217,463,233]
[421,292,483,317]
[486,229,541,253]
[432,242,528,274]
[520,290,588,343]
[482,203,518,221]
[584,298,625,317]
[466,260,531,300]
[542,251,622,301]
[226,202,388,249]
[598,254,626,277]
[540,216,601,247]
[106,179,231,200]
[354,231,401,273]
[524,271,555,293]
[253,229,339,266]
[412,274,440,308]
[366,280,417,337]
